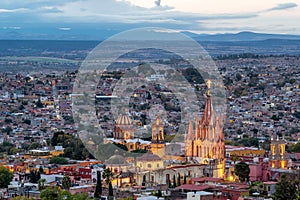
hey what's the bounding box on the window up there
[147,164,152,168]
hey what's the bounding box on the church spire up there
[187,120,194,140]
[206,79,212,96]
[203,79,214,125]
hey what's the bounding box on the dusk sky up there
[0,0,299,39]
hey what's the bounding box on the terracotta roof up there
[295,153,300,160]
[192,177,221,183]
[175,184,211,191]
[136,151,162,161]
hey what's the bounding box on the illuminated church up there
[185,80,225,178]
[270,136,286,169]
[107,80,225,179]
[114,112,134,140]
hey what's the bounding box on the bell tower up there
[151,115,166,157]
[270,135,286,169]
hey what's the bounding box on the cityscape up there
[0,1,300,200]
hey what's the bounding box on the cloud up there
[268,2,297,11]
[0,0,299,36]
[0,8,27,13]
[58,27,71,31]
[3,26,21,30]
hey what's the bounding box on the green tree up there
[62,176,72,190]
[39,166,44,174]
[153,190,162,198]
[4,118,12,124]
[94,171,102,198]
[234,162,250,182]
[0,166,14,188]
[0,142,15,154]
[12,197,32,200]
[291,142,300,153]
[50,156,68,165]
[249,181,263,195]
[40,187,90,200]
[38,178,46,191]
[40,187,59,200]
[58,190,72,200]
[23,119,31,125]
[102,168,113,185]
[72,193,89,200]
[28,142,42,150]
[273,173,300,200]
[239,137,259,147]
[29,170,41,183]
[108,182,114,200]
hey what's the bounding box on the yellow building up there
[136,151,164,171]
[150,115,166,157]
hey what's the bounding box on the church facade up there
[185,80,225,178]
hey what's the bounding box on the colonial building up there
[150,115,166,157]
[270,136,286,169]
[185,80,225,178]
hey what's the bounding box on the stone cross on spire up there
[206,79,212,96]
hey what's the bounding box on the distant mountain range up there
[0,31,300,57]
[182,31,300,42]
[1,28,300,41]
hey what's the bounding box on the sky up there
[0,0,299,39]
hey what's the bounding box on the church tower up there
[270,136,286,169]
[185,80,225,178]
[151,115,166,157]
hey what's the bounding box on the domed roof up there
[116,114,132,125]
[136,151,162,162]
[105,155,128,165]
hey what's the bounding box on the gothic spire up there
[202,79,214,126]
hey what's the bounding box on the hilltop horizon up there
[1,30,300,41]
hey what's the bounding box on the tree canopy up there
[62,176,72,190]
[291,142,300,153]
[0,166,14,188]
[51,131,93,160]
[29,170,41,183]
[273,173,300,200]
[102,168,114,185]
[40,187,91,200]
[50,156,68,165]
[94,171,102,198]
[234,162,250,182]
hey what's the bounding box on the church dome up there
[116,114,132,125]
[136,151,162,162]
[105,155,128,165]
